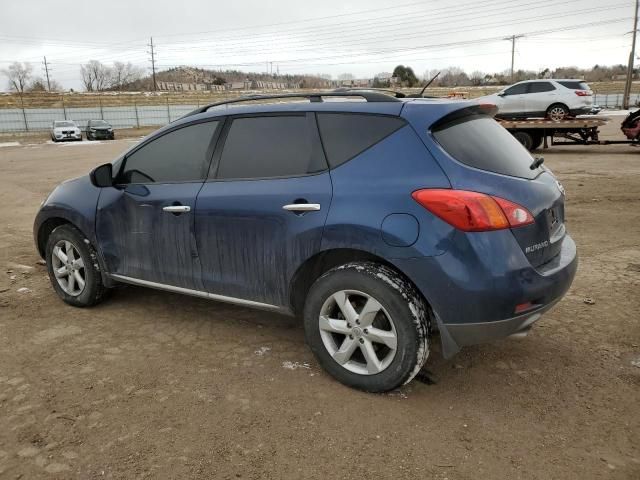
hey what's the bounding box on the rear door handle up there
[163,205,191,213]
[282,203,321,212]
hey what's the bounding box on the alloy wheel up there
[548,106,567,121]
[319,290,397,375]
[51,240,86,296]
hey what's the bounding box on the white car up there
[50,120,82,142]
[485,79,593,121]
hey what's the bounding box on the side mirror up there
[498,92,506,97]
[90,163,113,188]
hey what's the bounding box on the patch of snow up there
[0,142,20,148]
[631,358,640,368]
[254,346,271,356]
[61,141,103,147]
[282,361,310,370]
[598,109,632,116]
[17,287,31,293]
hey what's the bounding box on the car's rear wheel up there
[303,262,430,392]
[45,224,107,307]
[546,103,570,121]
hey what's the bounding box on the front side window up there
[503,83,528,95]
[528,82,555,93]
[216,115,323,179]
[119,121,218,184]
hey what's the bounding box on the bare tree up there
[28,77,62,92]
[80,60,112,91]
[110,62,143,90]
[470,70,485,86]
[2,62,33,93]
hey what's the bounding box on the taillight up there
[411,189,534,232]
[575,90,592,96]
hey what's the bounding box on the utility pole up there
[43,56,51,91]
[148,37,157,91]
[504,35,524,82]
[623,0,639,109]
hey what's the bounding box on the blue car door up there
[194,113,332,308]
[95,120,221,290]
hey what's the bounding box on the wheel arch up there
[36,216,75,258]
[289,247,431,317]
[35,214,114,287]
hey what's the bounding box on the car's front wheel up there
[304,262,430,392]
[45,224,107,307]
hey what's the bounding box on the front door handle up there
[163,205,191,213]
[282,203,321,212]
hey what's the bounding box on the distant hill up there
[122,66,331,91]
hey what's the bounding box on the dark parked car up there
[33,92,577,392]
[86,119,115,140]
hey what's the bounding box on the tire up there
[546,103,570,121]
[530,134,543,151]
[45,224,107,307]
[512,131,534,151]
[303,262,430,392]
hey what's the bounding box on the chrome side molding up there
[109,274,287,313]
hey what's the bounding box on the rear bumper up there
[443,298,559,348]
[392,230,578,357]
[570,107,592,116]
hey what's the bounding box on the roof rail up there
[332,87,406,98]
[184,90,402,117]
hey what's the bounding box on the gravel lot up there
[1,121,639,479]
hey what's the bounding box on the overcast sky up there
[0,0,635,90]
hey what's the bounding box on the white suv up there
[50,120,82,142]
[486,79,593,120]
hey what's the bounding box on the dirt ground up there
[0,118,639,479]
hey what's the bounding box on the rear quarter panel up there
[322,123,453,258]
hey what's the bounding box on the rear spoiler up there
[430,103,498,131]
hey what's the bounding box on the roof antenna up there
[409,71,441,98]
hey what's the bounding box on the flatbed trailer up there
[498,117,638,151]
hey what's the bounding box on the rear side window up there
[317,113,406,168]
[432,115,539,180]
[120,121,218,183]
[558,80,589,90]
[216,115,324,179]
[503,83,528,95]
[528,82,555,93]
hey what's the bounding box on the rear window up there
[432,114,539,180]
[317,113,406,168]
[558,81,589,90]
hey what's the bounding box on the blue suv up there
[34,91,577,392]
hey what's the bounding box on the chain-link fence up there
[0,103,199,133]
[0,91,637,133]
[0,92,253,133]
[593,93,640,109]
